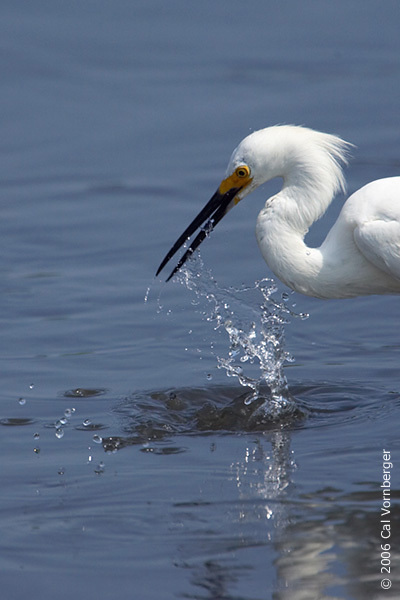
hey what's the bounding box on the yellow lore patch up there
[218,165,252,199]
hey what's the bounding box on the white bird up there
[156,125,400,299]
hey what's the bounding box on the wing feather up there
[354,220,400,280]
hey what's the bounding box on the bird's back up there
[344,177,400,223]
[320,176,400,295]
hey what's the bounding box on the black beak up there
[156,186,241,281]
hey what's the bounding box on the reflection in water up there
[99,384,400,599]
[232,432,293,517]
[171,431,297,600]
[182,432,400,600]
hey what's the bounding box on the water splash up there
[174,256,306,417]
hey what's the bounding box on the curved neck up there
[278,162,339,234]
[256,208,324,296]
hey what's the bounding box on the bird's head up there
[155,133,267,281]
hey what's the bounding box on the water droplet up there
[58,467,65,475]
[33,447,40,454]
[29,384,34,390]
[18,397,26,406]
[33,432,40,440]
[64,408,73,418]
[93,434,102,444]
[206,373,212,381]
[55,428,64,439]
[83,419,91,427]
[244,394,257,406]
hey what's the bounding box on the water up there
[167,259,302,418]
[1,1,400,599]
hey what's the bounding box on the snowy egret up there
[156,125,400,299]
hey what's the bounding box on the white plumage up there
[157,125,400,299]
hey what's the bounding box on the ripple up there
[140,446,187,455]
[292,382,400,429]
[75,422,108,432]
[0,417,36,427]
[99,381,399,451]
[63,388,107,398]
[100,385,303,452]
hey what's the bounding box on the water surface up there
[1,1,400,599]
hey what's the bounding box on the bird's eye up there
[235,166,250,178]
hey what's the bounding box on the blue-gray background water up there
[1,2,399,598]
